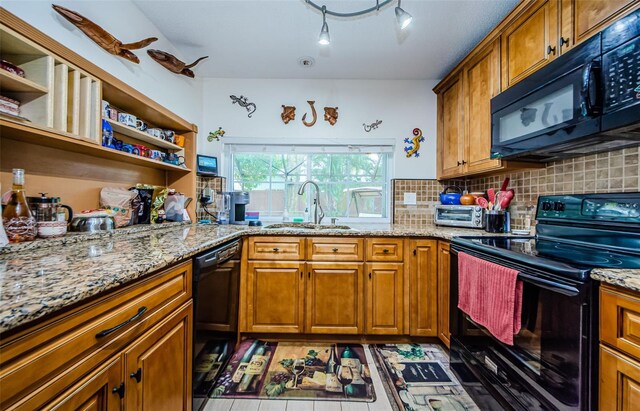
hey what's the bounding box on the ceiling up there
[132,0,519,80]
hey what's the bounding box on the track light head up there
[395,5,413,30]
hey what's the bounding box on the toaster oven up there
[434,205,485,228]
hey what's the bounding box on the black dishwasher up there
[192,239,241,404]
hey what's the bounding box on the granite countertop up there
[0,223,497,334]
[591,269,640,293]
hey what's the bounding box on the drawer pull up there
[95,306,147,338]
[369,272,372,280]
[383,249,390,253]
[332,248,339,252]
[273,248,280,252]
[112,383,125,398]
[130,368,142,383]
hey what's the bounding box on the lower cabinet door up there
[245,261,306,333]
[600,345,640,411]
[123,302,192,411]
[437,242,451,347]
[43,356,123,411]
[365,263,404,335]
[409,239,439,336]
[306,262,364,334]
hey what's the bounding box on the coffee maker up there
[229,191,250,225]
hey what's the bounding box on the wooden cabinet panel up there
[245,261,305,333]
[195,260,239,332]
[561,0,639,52]
[43,356,122,411]
[437,73,465,178]
[437,242,451,348]
[365,263,404,335]
[463,40,502,174]
[409,239,439,336]
[0,261,191,409]
[600,344,640,411]
[306,263,364,334]
[366,238,404,262]
[247,237,305,261]
[601,286,640,361]
[123,302,192,411]
[307,237,364,262]
[501,0,558,89]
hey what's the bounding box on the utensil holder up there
[485,210,506,233]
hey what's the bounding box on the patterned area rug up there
[371,344,480,411]
[210,339,376,402]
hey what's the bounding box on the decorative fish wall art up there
[52,4,157,64]
[147,50,208,78]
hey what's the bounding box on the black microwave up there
[490,8,640,162]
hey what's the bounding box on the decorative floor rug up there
[371,344,481,411]
[209,339,376,402]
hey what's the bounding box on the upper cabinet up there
[561,0,640,53]
[501,0,559,89]
[434,0,639,179]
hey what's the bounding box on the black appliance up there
[192,239,241,405]
[229,191,250,225]
[490,9,640,162]
[196,155,218,177]
[449,192,640,411]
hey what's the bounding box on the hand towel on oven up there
[457,252,523,345]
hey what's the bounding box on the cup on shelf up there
[101,100,110,118]
[135,119,148,131]
[132,144,150,157]
[146,128,163,139]
[120,143,135,154]
[149,150,164,160]
[164,153,185,166]
[174,134,185,147]
[162,130,175,143]
[108,107,119,121]
[118,112,137,128]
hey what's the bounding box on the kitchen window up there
[224,142,393,222]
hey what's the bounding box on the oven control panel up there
[537,193,640,223]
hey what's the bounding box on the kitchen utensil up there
[70,214,115,233]
[439,186,462,205]
[460,191,476,205]
[485,210,506,233]
[500,189,515,209]
[475,197,489,209]
[27,193,73,223]
[487,188,496,204]
[500,177,510,192]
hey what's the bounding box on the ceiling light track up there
[306,0,413,45]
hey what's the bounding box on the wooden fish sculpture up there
[52,4,157,64]
[147,50,208,78]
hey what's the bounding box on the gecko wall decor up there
[207,127,226,142]
[404,128,425,158]
[230,95,257,118]
[363,120,382,132]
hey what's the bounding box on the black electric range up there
[449,192,640,411]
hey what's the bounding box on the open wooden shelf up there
[0,69,48,94]
[0,119,191,173]
[105,118,183,151]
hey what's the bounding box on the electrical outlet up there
[404,193,417,205]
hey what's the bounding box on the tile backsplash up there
[195,176,226,221]
[393,146,640,229]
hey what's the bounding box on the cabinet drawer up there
[0,261,191,409]
[366,238,404,262]
[601,286,640,361]
[600,344,640,411]
[248,237,305,260]
[307,237,364,261]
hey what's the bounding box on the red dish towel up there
[457,252,523,345]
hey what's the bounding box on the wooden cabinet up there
[123,303,192,411]
[437,73,465,178]
[307,237,364,262]
[501,0,559,89]
[560,0,639,53]
[306,263,364,334]
[366,238,404,262]
[600,345,640,411]
[463,40,502,175]
[437,242,451,348]
[244,261,305,333]
[601,286,640,361]
[247,237,306,261]
[408,239,439,337]
[365,263,404,335]
[0,261,193,410]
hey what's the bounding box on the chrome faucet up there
[297,180,324,224]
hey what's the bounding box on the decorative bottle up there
[237,341,270,393]
[340,346,367,397]
[325,344,342,393]
[2,169,37,242]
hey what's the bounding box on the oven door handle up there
[518,272,580,296]
[581,60,601,117]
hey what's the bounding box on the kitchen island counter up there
[591,268,640,293]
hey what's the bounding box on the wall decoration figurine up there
[147,50,208,78]
[323,107,339,126]
[404,128,425,158]
[230,95,257,118]
[52,4,157,64]
[281,105,296,124]
[302,100,317,127]
[363,120,382,132]
[207,127,226,142]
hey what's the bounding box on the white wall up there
[199,78,437,179]
[3,0,202,126]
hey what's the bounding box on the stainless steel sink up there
[263,223,354,231]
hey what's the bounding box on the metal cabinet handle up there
[547,45,556,55]
[332,248,339,252]
[560,36,570,47]
[383,249,390,253]
[308,272,311,279]
[461,160,467,165]
[130,368,142,383]
[95,307,147,338]
[112,383,125,398]
[273,247,280,252]
[301,271,303,279]
[457,161,462,166]
[369,272,372,280]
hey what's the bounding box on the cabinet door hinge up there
[112,382,125,398]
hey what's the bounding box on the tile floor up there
[198,345,394,411]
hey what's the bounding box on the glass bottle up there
[2,169,37,242]
[325,344,342,393]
